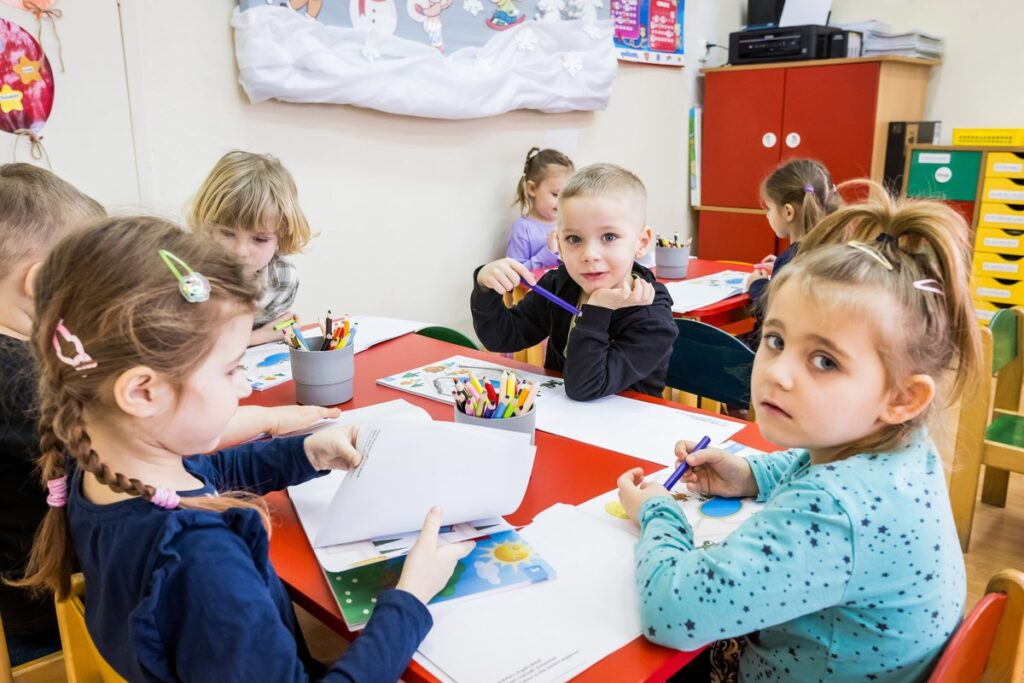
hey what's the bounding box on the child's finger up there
[417,505,443,544]
[508,259,537,286]
[440,540,476,562]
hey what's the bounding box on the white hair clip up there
[913,279,944,296]
[847,240,893,271]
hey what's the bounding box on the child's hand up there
[251,311,300,346]
[759,254,777,267]
[396,506,475,605]
[546,228,559,257]
[588,277,655,310]
[616,467,671,524]
[477,258,537,295]
[303,423,362,471]
[675,440,758,498]
[269,405,341,436]
[745,268,769,290]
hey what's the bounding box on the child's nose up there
[236,372,252,399]
[765,355,795,389]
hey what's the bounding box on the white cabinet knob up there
[761,132,777,148]
[785,132,801,148]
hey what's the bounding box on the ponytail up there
[512,147,574,215]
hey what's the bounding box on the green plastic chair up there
[416,326,479,350]
[950,307,1024,551]
[665,318,755,407]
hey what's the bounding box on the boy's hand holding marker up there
[477,257,537,295]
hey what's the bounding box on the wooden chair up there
[929,569,1024,682]
[949,307,1024,551]
[54,574,126,682]
[663,318,755,411]
[415,326,479,350]
[0,614,63,683]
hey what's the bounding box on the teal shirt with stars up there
[634,430,963,682]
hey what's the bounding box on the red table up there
[247,334,775,683]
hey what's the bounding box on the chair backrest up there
[665,319,755,406]
[54,574,126,683]
[990,308,1024,413]
[415,326,479,350]
[928,569,1024,683]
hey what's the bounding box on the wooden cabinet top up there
[700,55,940,74]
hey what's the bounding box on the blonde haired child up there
[506,147,575,269]
[189,151,312,346]
[617,184,979,681]
[14,217,471,681]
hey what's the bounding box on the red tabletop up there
[248,334,776,683]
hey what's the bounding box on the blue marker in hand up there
[664,435,710,490]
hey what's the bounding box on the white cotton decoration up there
[463,0,484,15]
[562,53,583,75]
[514,27,538,51]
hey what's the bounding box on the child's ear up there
[113,367,174,419]
[880,374,935,425]
[635,224,653,258]
[783,203,797,223]
[525,180,538,197]
[23,260,43,300]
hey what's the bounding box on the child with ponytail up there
[506,147,574,269]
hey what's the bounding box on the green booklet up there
[326,529,555,631]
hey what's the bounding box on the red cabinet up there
[698,211,776,263]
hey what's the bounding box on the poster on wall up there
[611,0,683,66]
[233,0,618,119]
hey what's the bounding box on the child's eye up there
[231,365,245,376]
[810,355,838,372]
[219,228,235,237]
[602,233,618,242]
[565,235,581,245]
[253,236,273,244]
[763,333,783,351]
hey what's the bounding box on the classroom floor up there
[295,474,1024,681]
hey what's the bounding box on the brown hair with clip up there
[761,158,842,241]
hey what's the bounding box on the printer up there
[728,24,861,65]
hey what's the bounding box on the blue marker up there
[257,352,290,367]
[522,282,583,317]
[664,435,710,490]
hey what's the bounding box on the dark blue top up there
[745,242,799,347]
[68,436,432,682]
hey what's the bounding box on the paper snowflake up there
[463,0,484,15]
[361,38,381,62]
[562,53,583,76]
[583,22,602,39]
[515,28,538,51]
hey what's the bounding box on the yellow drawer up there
[985,152,1024,179]
[979,203,1024,230]
[974,299,1014,326]
[974,252,1024,280]
[975,227,1024,256]
[982,177,1024,204]
[973,277,1024,306]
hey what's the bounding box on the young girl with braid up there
[617,183,980,681]
[13,217,473,682]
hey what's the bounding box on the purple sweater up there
[506,216,560,269]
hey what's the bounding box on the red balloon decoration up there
[0,18,54,136]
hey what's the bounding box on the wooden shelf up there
[700,55,940,74]
[694,205,768,215]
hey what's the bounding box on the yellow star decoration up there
[0,84,24,114]
[13,55,41,85]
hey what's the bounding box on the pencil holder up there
[655,245,691,279]
[289,336,354,406]
[453,405,536,445]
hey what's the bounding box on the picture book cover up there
[327,529,555,631]
[377,355,565,406]
[241,341,292,391]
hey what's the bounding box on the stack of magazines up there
[836,20,943,59]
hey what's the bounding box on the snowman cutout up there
[350,0,399,35]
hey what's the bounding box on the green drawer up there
[907,149,982,201]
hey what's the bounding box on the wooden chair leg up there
[980,467,1010,507]
[949,426,987,552]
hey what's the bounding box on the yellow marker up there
[468,371,485,396]
[506,372,516,399]
[273,318,297,332]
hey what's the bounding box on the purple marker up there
[523,281,582,317]
[664,435,710,490]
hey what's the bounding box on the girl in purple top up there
[506,147,574,269]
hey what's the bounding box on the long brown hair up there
[12,217,267,599]
[761,158,841,241]
[512,147,574,216]
[765,181,981,457]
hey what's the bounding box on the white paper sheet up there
[663,269,749,314]
[415,504,642,683]
[242,341,292,391]
[349,315,432,354]
[778,0,831,27]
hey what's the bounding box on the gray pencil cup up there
[656,245,691,279]
[453,405,537,445]
[289,336,354,406]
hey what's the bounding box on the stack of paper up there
[663,269,748,313]
[835,20,943,58]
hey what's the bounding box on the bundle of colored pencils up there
[453,370,538,419]
[276,313,357,351]
[656,233,691,249]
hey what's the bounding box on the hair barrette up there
[159,249,210,303]
[803,184,814,192]
[53,319,97,371]
[913,278,944,296]
[46,476,68,508]
[847,240,894,271]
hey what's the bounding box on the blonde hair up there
[560,163,647,224]
[513,147,574,216]
[11,217,267,599]
[188,151,312,256]
[761,158,841,242]
[765,181,981,458]
[0,164,105,280]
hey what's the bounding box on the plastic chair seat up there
[987,413,1024,449]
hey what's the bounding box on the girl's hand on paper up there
[745,268,769,290]
[589,277,655,310]
[270,405,340,437]
[477,258,537,295]
[616,467,670,525]
[397,506,476,605]
[251,310,300,346]
[303,423,362,471]
[675,440,758,498]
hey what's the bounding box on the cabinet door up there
[697,211,776,263]
[780,63,879,184]
[702,69,786,209]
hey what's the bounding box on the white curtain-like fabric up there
[233,4,617,119]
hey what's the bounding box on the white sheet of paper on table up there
[349,315,432,354]
[662,269,749,313]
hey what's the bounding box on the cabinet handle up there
[785,132,801,148]
[761,132,777,149]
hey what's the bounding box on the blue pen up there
[522,282,583,317]
[664,435,711,490]
[257,352,290,368]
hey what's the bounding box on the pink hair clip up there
[913,278,944,296]
[46,476,68,507]
[150,487,181,510]
[53,319,96,371]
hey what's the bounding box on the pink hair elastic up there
[803,184,814,192]
[46,476,68,507]
[150,487,181,510]
[53,320,96,372]
[913,279,944,296]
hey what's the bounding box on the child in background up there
[188,151,312,346]
[13,217,472,681]
[617,184,978,681]
[473,163,677,401]
[745,159,841,344]
[506,147,574,270]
